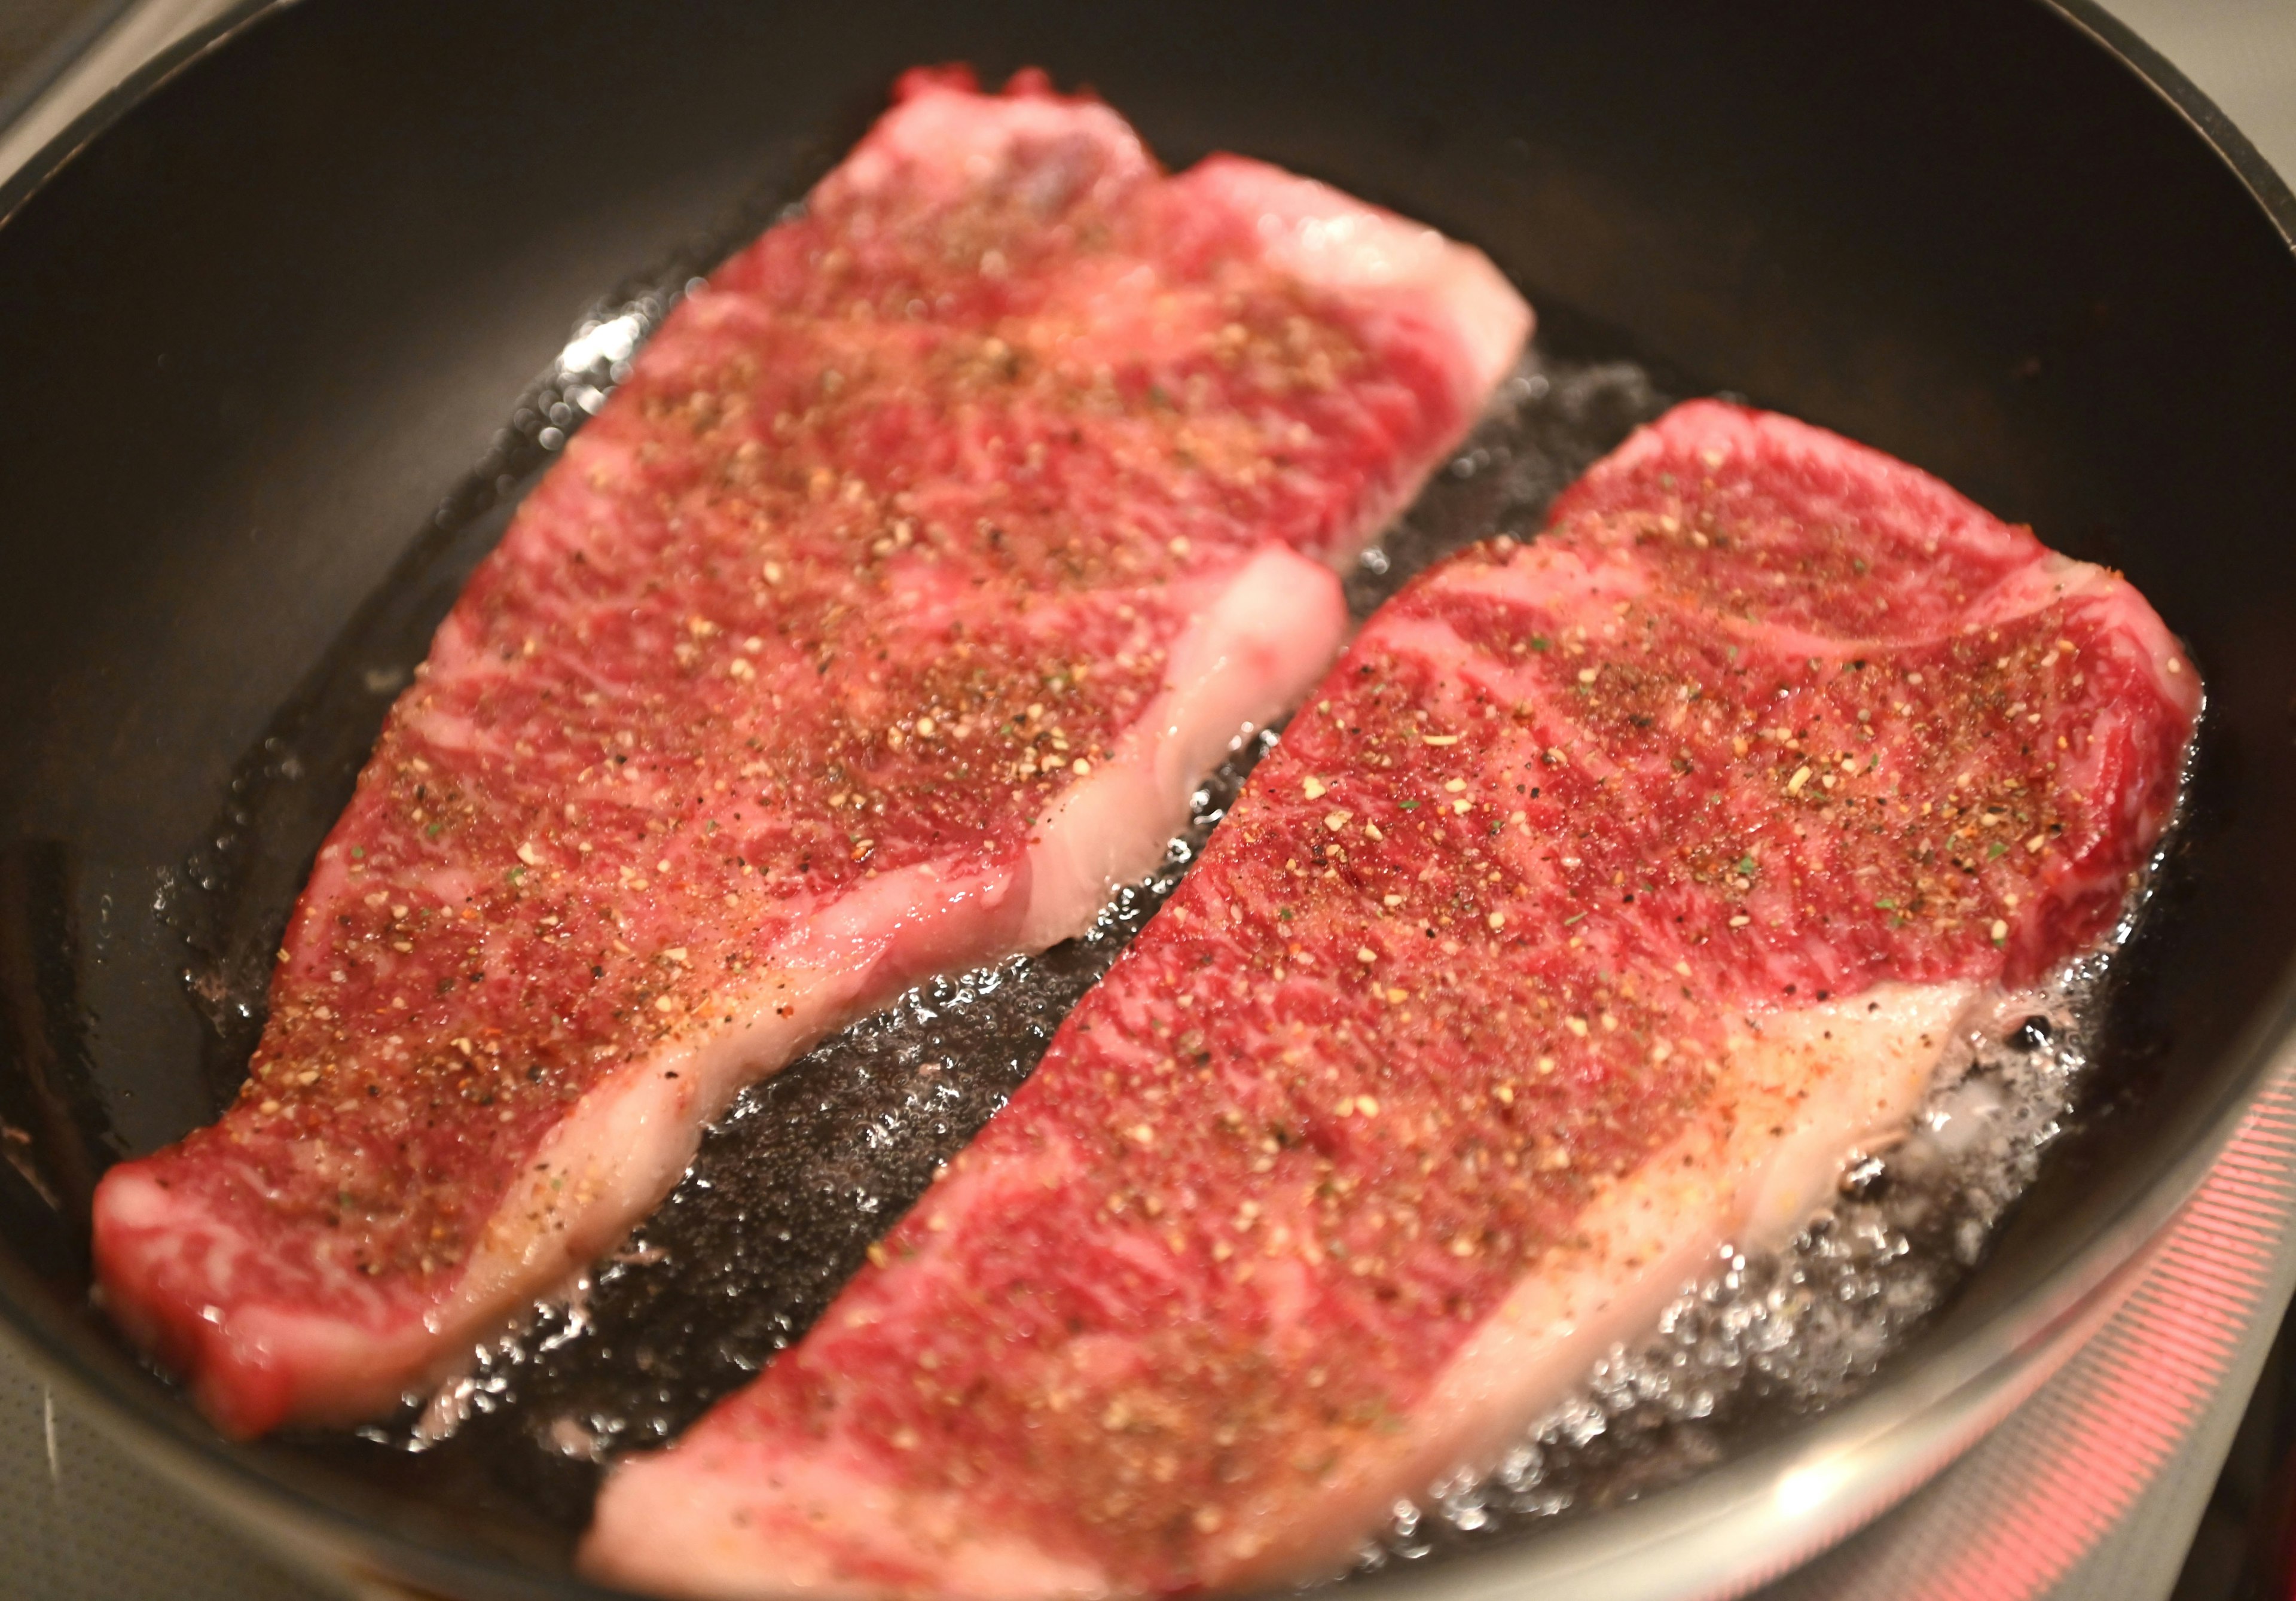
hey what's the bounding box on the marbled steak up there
[91,66,1529,1438]
[585,400,2199,1599]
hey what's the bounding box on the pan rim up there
[0,1,2292,1596]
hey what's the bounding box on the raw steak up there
[90,67,1528,1437]
[584,401,2199,1599]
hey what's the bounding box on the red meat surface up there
[90,67,1528,1438]
[584,401,2200,1600]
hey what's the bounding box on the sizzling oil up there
[1357,943,2142,1570]
[161,266,2183,1571]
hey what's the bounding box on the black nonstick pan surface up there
[1,2,2294,1597]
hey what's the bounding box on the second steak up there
[585,400,2199,1599]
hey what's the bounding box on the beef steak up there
[91,67,1528,1437]
[583,400,2199,1599]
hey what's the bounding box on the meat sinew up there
[583,400,2200,1600]
[91,67,1529,1438]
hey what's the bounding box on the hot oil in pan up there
[167,279,2187,1568]
[1357,923,2173,1568]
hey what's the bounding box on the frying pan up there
[1,1,2292,1597]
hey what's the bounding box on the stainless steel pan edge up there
[0,2,2289,1598]
[0,0,279,227]
[2047,0,2296,254]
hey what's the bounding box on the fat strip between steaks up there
[90,68,1528,1437]
[585,400,2200,1600]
